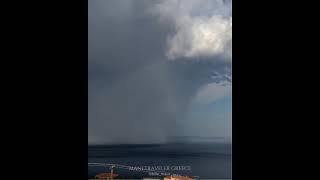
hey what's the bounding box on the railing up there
[88,163,168,173]
[88,163,200,179]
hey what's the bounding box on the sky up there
[88,0,232,144]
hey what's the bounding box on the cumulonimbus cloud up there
[151,0,232,60]
[88,0,232,144]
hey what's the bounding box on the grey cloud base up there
[89,0,232,144]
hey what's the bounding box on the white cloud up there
[151,0,232,60]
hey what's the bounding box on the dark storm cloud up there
[89,0,175,144]
[89,0,231,144]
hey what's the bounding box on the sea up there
[88,142,231,179]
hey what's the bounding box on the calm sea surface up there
[88,143,231,179]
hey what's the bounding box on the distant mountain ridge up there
[168,136,231,143]
[88,136,231,146]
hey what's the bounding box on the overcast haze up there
[88,0,232,144]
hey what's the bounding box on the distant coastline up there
[88,136,232,146]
